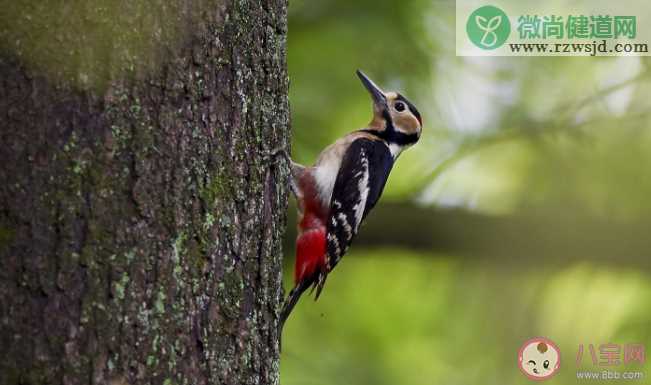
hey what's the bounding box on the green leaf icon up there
[467,6,511,50]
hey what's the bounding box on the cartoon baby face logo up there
[518,337,561,381]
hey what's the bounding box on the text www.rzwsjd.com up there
[509,40,648,55]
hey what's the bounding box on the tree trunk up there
[0,1,289,384]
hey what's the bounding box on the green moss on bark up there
[0,0,289,384]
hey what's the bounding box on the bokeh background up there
[281,1,651,384]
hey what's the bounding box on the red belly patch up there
[295,226,327,284]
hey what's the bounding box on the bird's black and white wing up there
[325,138,394,272]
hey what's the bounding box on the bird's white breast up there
[312,137,351,207]
[313,155,342,206]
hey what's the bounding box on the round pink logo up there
[518,337,561,381]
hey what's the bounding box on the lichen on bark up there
[0,0,289,384]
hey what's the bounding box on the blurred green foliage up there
[283,0,651,383]
[282,251,651,385]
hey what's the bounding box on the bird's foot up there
[262,146,291,165]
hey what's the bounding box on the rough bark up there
[0,1,289,384]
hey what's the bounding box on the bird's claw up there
[263,146,291,165]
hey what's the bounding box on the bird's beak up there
[356,70,386,107]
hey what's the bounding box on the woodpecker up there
[280,70,422,330]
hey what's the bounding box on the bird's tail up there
[279,269,330,350]
[279,278,312,334]
[279,280,312,352]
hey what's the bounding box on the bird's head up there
[356,69,422,152]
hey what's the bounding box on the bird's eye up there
[394,101,406,112]
[543,360,550,369]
